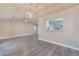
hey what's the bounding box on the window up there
[46,18,63,32]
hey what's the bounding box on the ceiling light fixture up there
[24,3,33,23]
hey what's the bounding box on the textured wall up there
[39,5,79,49]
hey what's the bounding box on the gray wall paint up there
[0,4,34,39]
[0,4,25,19]
[0,19,34,39]
[39,6,79,49]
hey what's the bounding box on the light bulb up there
[24,19,27,23]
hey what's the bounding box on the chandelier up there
[24,4,33,23]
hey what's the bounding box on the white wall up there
[39,5,79,50]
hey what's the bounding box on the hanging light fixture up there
[24,3,33,23]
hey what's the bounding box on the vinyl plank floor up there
[0,35,79,56]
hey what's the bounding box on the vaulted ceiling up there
[16,3,79,16]
[0,3,78,18]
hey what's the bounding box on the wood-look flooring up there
[0,35,79,56]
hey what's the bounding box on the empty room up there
[0,3,79,56]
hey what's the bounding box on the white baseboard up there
[39,37,79,51]
[0,33,33,40]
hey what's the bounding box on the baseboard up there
[39,37,79,51]
[0,33,33,40]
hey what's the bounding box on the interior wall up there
[0,4,34,39]
[0,19,34,39]
[0,4,25,19]
[39,5,79,49]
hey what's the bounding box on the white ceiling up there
[16,3,79,15]
[0,3,78,18]
[16,3,55,12]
